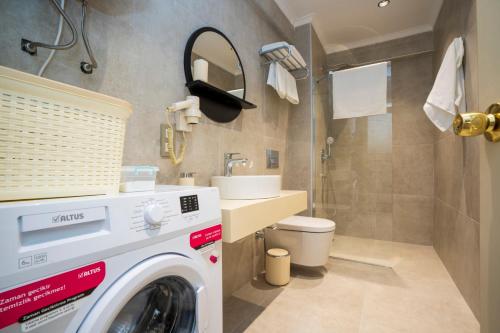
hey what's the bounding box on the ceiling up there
[274,0,443,54]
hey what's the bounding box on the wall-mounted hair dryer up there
[162,96,201,165]
[167,96,201,132]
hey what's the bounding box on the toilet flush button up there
[144,204,164,226]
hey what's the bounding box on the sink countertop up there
[219,190,307,243]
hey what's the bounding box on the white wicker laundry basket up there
[0,66,133,201]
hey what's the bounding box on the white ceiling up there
[274,0,443,53]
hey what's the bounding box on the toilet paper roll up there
[193,59,208,82]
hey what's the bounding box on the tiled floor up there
[224,236,479,333]
[330,235,402,268]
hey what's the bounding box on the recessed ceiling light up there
[378,0,390,8]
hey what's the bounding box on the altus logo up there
[52,213,85,223]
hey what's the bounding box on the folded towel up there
[284,67,299,104]
[267,62,299,104]
[331,62,389,120]
[423,37,465,131]
[267,62,286,99]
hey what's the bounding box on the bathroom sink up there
[211,175,281,200]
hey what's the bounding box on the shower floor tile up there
[223,237,479,333]
[330,235,402,267]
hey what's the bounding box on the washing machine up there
[0,185,222,333]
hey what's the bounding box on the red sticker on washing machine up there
[190,224,222,250]
[0,261,105,330]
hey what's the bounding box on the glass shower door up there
[313,76,393,243]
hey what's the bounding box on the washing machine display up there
[180,195,199,214]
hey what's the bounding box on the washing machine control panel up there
[128,189,215,233]
[130,196,182,231]
[144,203,164,225]
[0,186,221,279]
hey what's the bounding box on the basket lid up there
[121,165,159,176]
[267,248,289,257]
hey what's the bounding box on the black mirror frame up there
[184,27,246,100]
[183,27,256,123]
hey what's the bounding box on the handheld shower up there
[326,136,334,156]
[321,136,335,162]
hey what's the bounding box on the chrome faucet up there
[224,153,248,177]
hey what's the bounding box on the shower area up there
[310,29,436,259]
[283,13,479,318]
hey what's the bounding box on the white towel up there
[423,37,465,131]
[267,62,299,104]
[331,62,388,120]
[284,66,299,104]
[267,62,286,99]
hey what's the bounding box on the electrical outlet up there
[160,124,170,158]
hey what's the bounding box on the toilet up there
[265,216,336,267]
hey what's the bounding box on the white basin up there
[211,175,281,200]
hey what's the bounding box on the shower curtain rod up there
[316,49,434,82]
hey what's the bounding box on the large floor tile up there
[224,236,479,333]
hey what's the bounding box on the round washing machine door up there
[78,254,209,333]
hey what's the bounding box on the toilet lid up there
[276,216,336,233]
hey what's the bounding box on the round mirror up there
[184,27,246,100]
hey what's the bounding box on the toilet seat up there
[275,216,336,233]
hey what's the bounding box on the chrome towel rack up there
[259,43,309,80]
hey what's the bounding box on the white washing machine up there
[0,186,222,333]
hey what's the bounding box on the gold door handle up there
[453,103,500,142]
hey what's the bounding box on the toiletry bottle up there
[179,172,196,186]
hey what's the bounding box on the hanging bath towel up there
[267,62,299,104]
[267,62,286,99]
[331,62,389,119]
[423,37,465,131]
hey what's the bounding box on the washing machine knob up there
[144,204,164,225]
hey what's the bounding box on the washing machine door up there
[78,254,209,333]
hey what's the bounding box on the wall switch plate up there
[266,149,279,169]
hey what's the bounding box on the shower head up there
[321,137,335,163]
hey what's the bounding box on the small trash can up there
[265,248,290,286]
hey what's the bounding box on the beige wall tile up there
[374,212,393,241]
[435,134,480,221]
[393,194,434,245]
[393,144,434,197]
[456,215,480,318]
[327,32,434,67]
[433,199,460,275]
[433,0,479,318]
[222,235,262,300]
